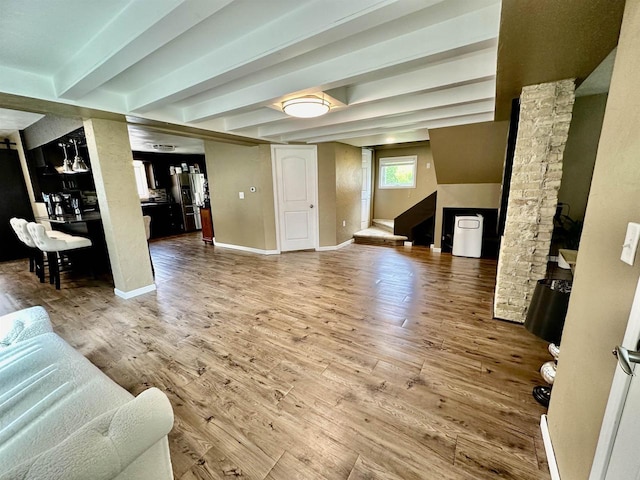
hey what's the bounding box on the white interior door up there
[591,276,640,479]
[272,145,318,252]
[361,148,372,230]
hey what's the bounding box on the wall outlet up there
[426,162,431,169]
[342,220,346,227]
[621,222,640,265]
[239,192,245,199]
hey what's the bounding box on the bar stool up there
[26,222,92,290]
[9,218,38,275]
[10,218,73,283]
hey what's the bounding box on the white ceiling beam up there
[226,49,496,132]
[277,99,495,142]
[346,47,497,105]
[182,4,500,122]
[224,109,288,131]
[174,0,492,107]
[128,0,434,113]
[338,131,431,147]
[0,65,56,100]
[54,0,233,100]
[299,112,494,144]
[259,80,495,137]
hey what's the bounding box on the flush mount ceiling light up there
[282,95,330,118]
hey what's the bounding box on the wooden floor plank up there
[0,233,551,479]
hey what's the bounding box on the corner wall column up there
[494,79,575,322]
[83,118,155,297]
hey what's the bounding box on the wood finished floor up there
[0,233,551,480]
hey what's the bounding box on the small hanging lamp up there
[58,142,75,174]
[70,138,89,173]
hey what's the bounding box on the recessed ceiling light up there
[282,95,330,118]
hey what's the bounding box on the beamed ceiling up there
[0,0,502,147]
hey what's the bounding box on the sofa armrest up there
[0,388,174,480]
[0,306,53,348]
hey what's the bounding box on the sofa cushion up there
[1,388,173,480]
[0,332,134,472]
[0,306,53,348]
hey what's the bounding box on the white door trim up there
[270,144,319,252]
[361,148,373,230]
[589,276,640,479]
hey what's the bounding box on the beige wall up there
[557,93,608,221]
[205,141,360,251]
[204,141,277,251]
[373,144,437,220]
[317,144,337,248]
[433,184,501,248]
[22,115,83,150]
[429,121,509,184]
[317,143,362,246]
[548,2,640,479]
[335,143,362,245]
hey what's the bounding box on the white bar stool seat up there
[26,222,93,289]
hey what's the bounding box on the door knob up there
[309,204,314,208]
[612,345,640,376]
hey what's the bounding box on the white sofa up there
[0,307,174,480]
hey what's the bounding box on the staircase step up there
[353,226,407,247]
[372,218,394,233]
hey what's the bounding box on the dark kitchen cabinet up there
[141,203,184,238]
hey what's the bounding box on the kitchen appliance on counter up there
[43,192,82,217]
[171,173,206,232]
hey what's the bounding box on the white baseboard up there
[114,283,157,299]
[432,247,442,253]
[403,241,413,247]
[549,255,559,262]
[541,415,561,480]
[317,239,354,251]
[214,241,280,255]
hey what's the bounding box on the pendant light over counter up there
[70,138,89,173]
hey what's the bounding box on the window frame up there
[378,155,418,189]
[132,160,150,199]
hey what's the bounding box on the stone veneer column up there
[494,79,575,322]
[84,118,155,297]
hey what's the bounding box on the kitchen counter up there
[37,212,110,273]
[37,212,102,224]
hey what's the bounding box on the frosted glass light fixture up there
[282,95,330,118]
[58,142,75,174]
[70,138,89,172]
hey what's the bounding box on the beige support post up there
[83,118,155,298]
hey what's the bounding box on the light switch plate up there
[621,222,640,265]
[239,192,245,199]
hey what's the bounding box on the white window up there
[132,161,149,199]
[378,156,417,189]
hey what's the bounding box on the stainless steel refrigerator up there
[171,173,205,232]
